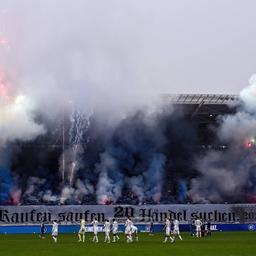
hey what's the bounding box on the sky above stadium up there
[0,0,256,103]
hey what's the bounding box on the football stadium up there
[1,1,256,256]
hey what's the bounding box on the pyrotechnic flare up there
[0,73,45,147]
[59,109,92,204]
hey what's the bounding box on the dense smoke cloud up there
[240,75,256,113]
[191,76,256,203]
[0,95,45,147]
[1,1,256,205]
[3,104,201,205]
[2,0,173,118]
[1,0,172,204]
[1,0,256,115]
[95,111,167,204]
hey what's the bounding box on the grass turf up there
[0,232,255,256]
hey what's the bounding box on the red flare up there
[244,137,255,149]
[10,189,21,205]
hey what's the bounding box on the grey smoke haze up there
[1,0,256,117]
[1,0,256,205]
[219,75,256,146]
[240,75,256,113]
[218,112,256,145]
[191,76,256,203]
[0,95,45,147]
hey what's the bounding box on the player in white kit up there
[51,221,58,243]
[112,219,120,242]
[163,218,174,243]
[104,219,111,243]
[78,219,86,242]
[125,217,133,243]
[195,218,202,238]
[92,218,99,243]
[172,219,182,241]
[131,224,139,242]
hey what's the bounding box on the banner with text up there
[1,204,256,225]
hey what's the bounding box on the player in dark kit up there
[201,220,206,237]
[190,218,196,237]
[206,220,211,236]
[40,222,46,239]
[149,218,154,235]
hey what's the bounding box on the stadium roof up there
[160,94,240,128]
[163,94,239,105]
[163,93,239,105]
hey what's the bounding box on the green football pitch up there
[0,232,255,256]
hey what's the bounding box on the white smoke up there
[191,75,256,203]
[219,75,256,145]
[60,186,74,204]
[191,151,249,203]
[1,0,170,120]
[42,190,58,203]
[240,75,256,113]
[1,0,256,205]
[96,151,124,204]
[0,95,45,147]
[126,176,145,203]
[23,176,48,203]
[2,0,254,120]
[60,179,94,205]
[218,111,256,145]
